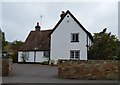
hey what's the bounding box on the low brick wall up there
[58,60,119,80]
[2,59,12,76]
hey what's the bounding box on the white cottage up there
[50,10,93,64]
[18,22,52,63]
[18,10,93,64]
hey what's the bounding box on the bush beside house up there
[88,28,120,60]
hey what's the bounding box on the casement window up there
[21,52,29,60]
[70,50,80,59]
[71,33,79,42]
[43,51,49,58]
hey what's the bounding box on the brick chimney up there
[60,11,65,19]
[35,22,41,31]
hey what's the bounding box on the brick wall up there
[58,60,119,80]
[2,59,12,76]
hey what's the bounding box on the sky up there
[0,0,119,42]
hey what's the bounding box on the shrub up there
[41,61,49,65]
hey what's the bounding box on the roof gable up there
[50,10,93,41]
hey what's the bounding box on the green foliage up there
[12,52,18,63]
[41,61,49,65]
[11,40,23,52]
[10,40,23,62]
[89,29,120,60]
[3,39,23,62]
[116,41,120,60]
[1,31,23,62]
[2,32,8,51]
[50,60,55,65]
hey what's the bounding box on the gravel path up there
[2,63,119,84]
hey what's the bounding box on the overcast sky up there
[1,0,119,42]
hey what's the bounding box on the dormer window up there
[71,33,79,42]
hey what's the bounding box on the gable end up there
[50,10,93,41]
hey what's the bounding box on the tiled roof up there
[19,29,52,51]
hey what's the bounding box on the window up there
[44,51,49,58]
[21,52,29,60]
[71,33,79,42]
[70,51,74,58]
[70,50,80,59]
[26,52,29,59]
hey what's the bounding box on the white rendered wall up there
[18,51,48,63]
[18,51,34,62]
[18,51,23,62]
[27,52,34,62]
[51,13,92,63]
[36,52,48,62]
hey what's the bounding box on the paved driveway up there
[2,63,119,84]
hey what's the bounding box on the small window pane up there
[70,50,80,59]
[44,51,49,58]
[26,52,29,58]
[71,33,79,42]
[71,34,74,42]
[75,51,79,59]
[70,51,74,58]
[75,34,79,42]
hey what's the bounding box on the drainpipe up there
[86,35,88,59]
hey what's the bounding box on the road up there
[2,63,119,84]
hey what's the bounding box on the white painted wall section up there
[18,51,23,62]
[50,13,92,63]
[18,51,48,63]
[36,52,48,62]
[27,52,34,62]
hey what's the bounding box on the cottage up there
[18,10,93,64]
[18,22,52,63]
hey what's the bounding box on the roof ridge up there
[41,29,53,31]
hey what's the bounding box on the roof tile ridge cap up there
[41,29,53,31]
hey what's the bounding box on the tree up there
[10,40,23,62]
[88,28,120,60]
[2,32,8,51]
[116,40,120,60]
[3,40,23,62]
[11,40,23,51]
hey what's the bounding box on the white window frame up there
[70,50,80,59]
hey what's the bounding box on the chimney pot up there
[35,22,41,31]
